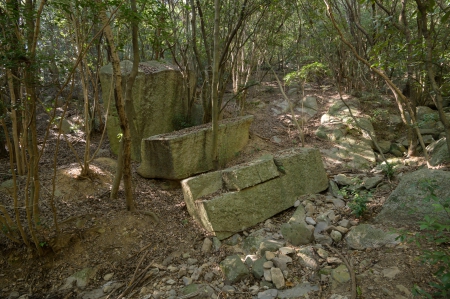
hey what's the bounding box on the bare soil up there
[0,80,444,299]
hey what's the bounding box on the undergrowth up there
[398,179,450,298]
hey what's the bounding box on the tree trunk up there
[211,0,220,169]
[99,1,135,211]
[415,0,450,154]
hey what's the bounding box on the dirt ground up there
[0,80,445,299]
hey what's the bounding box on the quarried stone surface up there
[182,148,328,240]
[100,60,192,161]
[138,115,253,180]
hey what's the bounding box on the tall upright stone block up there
[100,60,192,161]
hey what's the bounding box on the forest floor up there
[0,79,444,299]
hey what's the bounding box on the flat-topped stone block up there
[137,115,253,180]
[222,155,279,191]
[181,147,328,239]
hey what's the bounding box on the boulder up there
[181,148,328,239]
[100,60,195,161]
[344,224,399,250]
[138,115,253,180]
[427,137,450,166]
[376,168,450,226]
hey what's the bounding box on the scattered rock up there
[279,247,295,255]
[252,257,267,279]
[277,283,319,298]
[270,267,285,289]
[334,174,354,186]
[382,266,401,278]
[257,289,278,299]
[330,230,342,242]
[219,255,249,284]
[345,224,399,250]
[201,238,213,253]
[331,264,350,290]
[103,273,114,281]
[281,222,313,246]
[362,176,383,189]
[259,239,285,255]
[60,267,98,290]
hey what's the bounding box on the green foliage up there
[381,162,395,179]
[398,179,450,298]
[284,62,330,86]
[348,190,371,218]
[337,178,371,217]
[369,108,389,122]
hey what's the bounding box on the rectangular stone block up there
[182,148,329,240]
[137,115,253,180]
[222,155,279,191]
[181,171,223,221]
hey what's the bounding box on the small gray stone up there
[334,174,353,186]
[264,269,272,281]
[363,176,383,190]
[259,239,285,255]
[270,268,285,289]
[328,180,342,198]
[212,237,222,251]
[252,257,267,279]
[166,279,176,285]
[279,247,295,255]
[338,219,350,228]
[326,197,346,208]
[204,272,214,282]
[396,284,412,297]
[245,255,258,267]
[257,289,278,299]
[382,266,401,278]
[330,230,342,242]
[222,285,235,294]
[305,217,316,225]
[187,258,198,265]
[263,261,274,269]
[281,222,313,246]
[103,273,114,281]
[152,290,164,299]
[191,267,203,281]
[294,200,300,207]
[219,255,249,284]
[8,291,20,299]
[183,276,193,285]
[201,238,213,253]
[316,247,329,259]
[265,251,276,260]
[331,264,350,289]
[305,202,315,216]
[277,283,320,298]
[223,234,242,246]
[314,234,333,245]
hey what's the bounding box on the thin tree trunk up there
[324,0,429,162]
[415,0,450,154]
[211,0,220,169]
[99,1,135,211]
